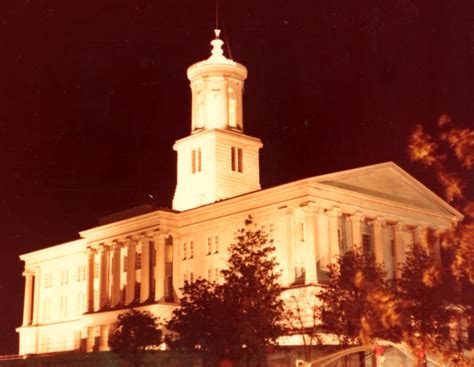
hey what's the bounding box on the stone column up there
[315,207,329,268]
[140,238,151,303]
[371,217,386,264]
[125,239,137,305]
[154,235,166,302]
[349,212,364,249]
[86,247,96,313]
[412,226,423,247]
[98,244,109,309]
[392,222,405,278]
[303,206,318,283]
[110,242,121,307]
[22,270,34,326]
[327,207,342,264]
[32,267,40,324]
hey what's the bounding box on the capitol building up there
[16,30,461,355]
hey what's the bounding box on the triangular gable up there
[313,162,463,219]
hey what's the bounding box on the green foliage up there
[109,309,162,367]
[318,248,400,346]
[166,216,286,366]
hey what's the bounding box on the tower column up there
[125,239,137,305]
[22,270,34,326]
[327,207,342,264]
[371,217,386,264]
[110,242,122,307]
[140,238,151,303]
[349,212,364,249]
[86,247,96,313]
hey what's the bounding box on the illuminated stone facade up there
[17,30,462,355]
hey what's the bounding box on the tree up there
[396,242,472,366]
[109,309,162,367]
[318,248,400,347]
[166,216,286,366]
[407,114,473,364]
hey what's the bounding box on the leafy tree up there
[166,217,286,366]
[397,244,469,366]
[109,309,162,367]
[318,248,400,346]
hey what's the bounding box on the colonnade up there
[85,234,169,313]
[296,205,424,284]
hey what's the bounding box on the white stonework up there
[17,30,463,355]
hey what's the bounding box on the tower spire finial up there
[215,0,219,31]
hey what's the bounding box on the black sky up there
[0,0,472,354]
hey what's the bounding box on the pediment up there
[314,162,462,218]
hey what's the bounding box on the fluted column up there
[315,207,329,268]
[32,267,40,324]
[349,212,364,249]
[392,222,405,278]
[110,242,121,307]
[22,270,34,326]
[303,206,318,283]
[86,247,96,313]
[327,207,342,264]
[371,217,385,264]
[125,239,137,305]
[154,235,166,302]
[98,244,109,309]
[140,238,151,303]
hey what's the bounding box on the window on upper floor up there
[192,148,202,174]
[183,242,187,260]
[207,237,212,255]
[214,235,219,254]
[123,255,128,272]
[44,273,53,289]
[299,221,305,242]
[190,241,194,259]
[231,146,243,172]
[362,233,372,255]
[94,263,99,278]
[136,253,142,270]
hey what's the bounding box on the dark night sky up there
[0,0,472,354]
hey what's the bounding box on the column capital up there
[22,269,34,277]
[349,211,364,223]
[98,243,109,253]
[392,221,405,232]
[86,246,97,256]
[301,204,324,215]
[111,240,122,251]
[326,207,342,218]
[370,216,385,227]
[126,237,138,248]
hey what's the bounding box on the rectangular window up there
[190,272,194,284]
[362,233,372,255]
[215,268,219,281]
[231,146,243,172]
[207,237,212,255]
[214,235,219,253]
[123,256,128,272]
[183,242,187,260]
[94,263,99,278]
[136,253,142,270]
[208,269,212,281]
[190,241,194,259]
[152,244,157,266]
[192,148,202,174]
